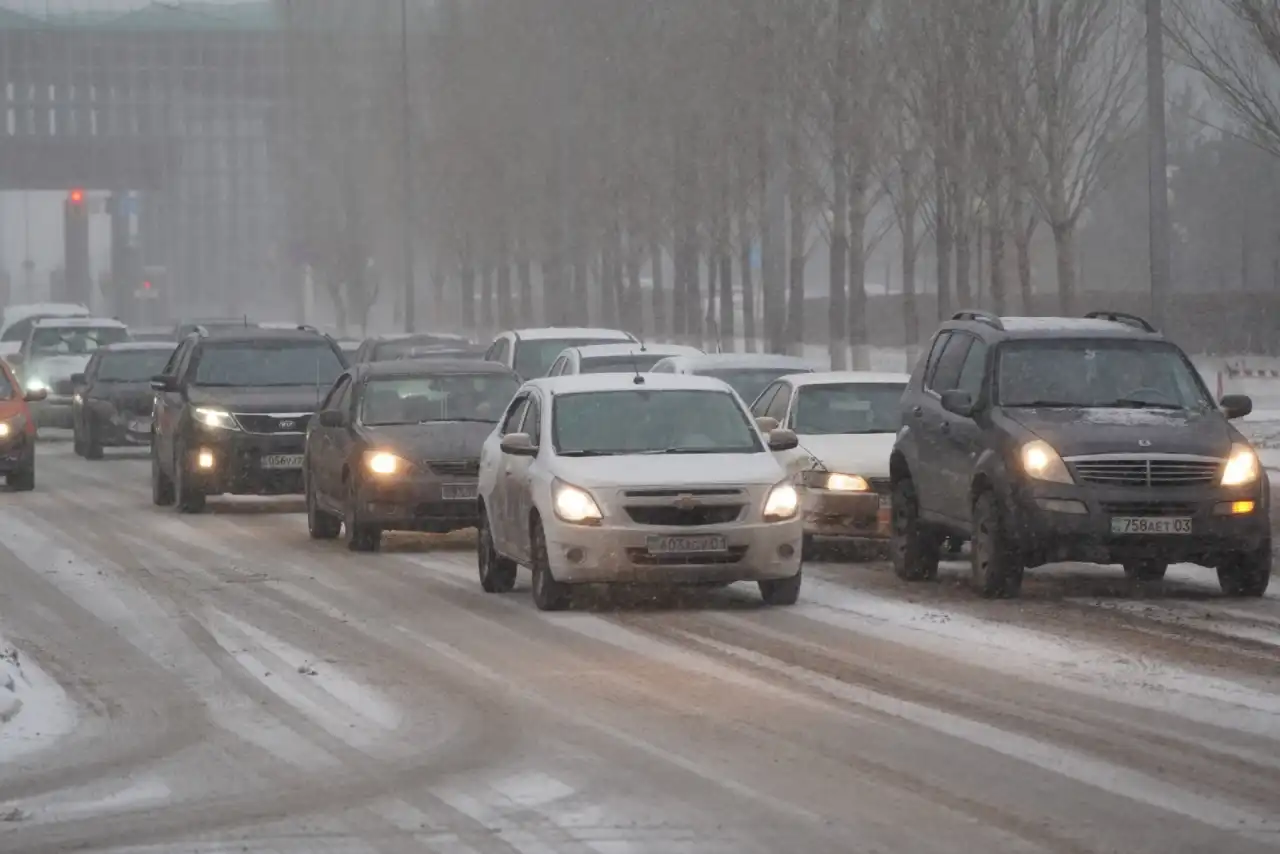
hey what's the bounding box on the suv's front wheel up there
[174,444,207,513]
[1217,544,1271,597]
[970,491,1024,599]
[890,478,940,581]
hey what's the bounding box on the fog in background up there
[3,0,1280,357]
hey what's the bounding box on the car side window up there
[160,341,185,376]
[752,382,781,416]
[490,338,511,366]
[766,384,792,423]
[322,376,351,411]
[82,353,101,381]
[549,356,566,376]
[318,377,344,410]
[335,377,354,417]
[500,395,529,435]
[175,341,198,380]
[921,332,952,386]
[522,395,542,445]
[928,334,974,393]
[955,339,989,399]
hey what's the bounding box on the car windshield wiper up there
[422,417,497,423]
[639,447,745,455]
[1097,399,1181,410]
[1005,400,1081,408]
[557,449,621,457]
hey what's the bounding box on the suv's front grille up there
[428,460,479,477]
[625,505,743,526]
[235,413,311,434]
[1071,457,1220,487]
[1099,501,1197,516]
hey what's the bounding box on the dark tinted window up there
[500,396,529,434]
[371,336,473,361]
[194,341,344,387]
[997,340,1211,409]
[927,334,973,392]
[701,368,807,403]
[956,340,989,398]
[97,349,174,382]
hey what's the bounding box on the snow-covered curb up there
[0,634,76,765]
[1,647,24,725]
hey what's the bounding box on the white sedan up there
[750,371,909,557]
[476,372,805,610]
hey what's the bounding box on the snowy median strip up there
[0,631,76,767]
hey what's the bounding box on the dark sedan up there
[350,332,474,365]
[304,358,520,552]
[71,341,176,459]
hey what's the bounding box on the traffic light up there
[68,188,85,208]
[142,279,152,291]
[63,189,90,302]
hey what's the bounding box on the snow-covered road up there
[1,440,1279,853]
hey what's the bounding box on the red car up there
[0,359,46,490]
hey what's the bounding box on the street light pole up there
[399,0,416,332]
[1146,0,1171,330]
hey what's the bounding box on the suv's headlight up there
[763,481,800,521]
[365,450,410,476]
[552,478,602,524]
[194,407,238,430]
[1020,440,1073,484]
[1221,443,1260,486]
[24,377,46,393]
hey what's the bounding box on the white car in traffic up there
[546,342,704,376]
[476,372,805,610]
[750,371,909,556]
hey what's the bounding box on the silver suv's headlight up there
[763,481,800,521]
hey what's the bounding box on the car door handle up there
[911,406,923,417]
[940,421,951,434]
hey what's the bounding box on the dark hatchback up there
[71,341,176,458]
[151,328,348,512]
[891,311,1271,598]
[350,332,474,364]
[304,359,520,551]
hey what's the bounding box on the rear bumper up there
[356,475,480,533]
[802,488,891,539]
[85,405,152,447]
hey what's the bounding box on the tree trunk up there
[787,182,806,356]
[496,242,514,331]
[572,252,589,326]
[459,242,476,333]
[1012,195,1035,313]
[601,233,619,329]
[739,217,757,352]
[649,237,666,339]
[902,194,919,356]
[518,251,534,326]
[935,167,953,322]
[430,260,447,326]
[705,253,718,349]
[541,256,560,325]
[848,160,870,369]
[1051,218,1076,314]
[625,246,643,338]
[829,151,849,370]
[719,245,734,351]
[954,217,972,311]
[481,262,495,335]
[686,247,702,344]
[987,182,1007,316]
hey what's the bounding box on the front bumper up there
[356,474,479,533]
[184,429,307,495]
[802,487,892,539]
[544,516,803,585]
[1008,479,1270,567]
[0,432,32,473]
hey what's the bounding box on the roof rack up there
[951,309,1004,330]
[192,325,209,337]
[1083,311,1156,333]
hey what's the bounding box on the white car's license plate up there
[261,454,304,470]
[442,483,477,501]
[878,494,892,510]
[647,534,728,555]
[1110,516,1192,535]
[128,418,151,433]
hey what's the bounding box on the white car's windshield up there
[793,383,906,434]
[97,350,174,382]
[361,374,520,425]
[31,326,128,356]
[553,389,763,456]
[194,342,344,387]
[703,368,807,403]
[997,340,1212,410]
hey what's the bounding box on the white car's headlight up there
[24,378,46,393]
[365,450,408,476]
[194,407,238,430]
[552,478,602,524]
[763,481,800,521]
[825,473,870,492]
[1221,443,1260,486]
[1020,440,1073,484]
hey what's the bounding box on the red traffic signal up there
[142,280,152,290]
[68,188,85,205]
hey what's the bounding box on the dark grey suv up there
[890,310,1271,599]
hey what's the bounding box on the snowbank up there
[0,648,19,724]
[0,634,76,764]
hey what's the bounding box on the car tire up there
[72,427,85,457]
[1217,544,1271,598]
[801,534,820,562]
[84,422,103,460]
[759,570,802,606]
[1123,559,1168,582]
[306,473,341,540]
[151,442,175,506]
[890,478,940,581]
[174,447,207,514]
[6,455,34,492]
[530,521,570,611]
[344,478,381,552]
[477,510,517,593]
[970,490,1024,599]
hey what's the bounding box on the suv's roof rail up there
[1084,310,1156,333]
[192,325,209,337]
[951,309,1004,330]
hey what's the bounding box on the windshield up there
[553,389,762,455]
[579,353,666,374]
[372,336,471,361]
[793,383,906,434]
[30,326,128,356]
[997,340,1212,409]
[97,349,174,382]
[194,342,344,387]
[703,368,807,404]
[361,373,519,425]
[515,338,626,378]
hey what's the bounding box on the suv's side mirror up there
[756,416,780,433]
[767,428,800,452]
[1220,393,1253,420]
[316,410,345,428]
[23,388,47,403]
[150,374,177,392]
[500,432,538,456]
[70,372,86,386]
[940,389,976,417]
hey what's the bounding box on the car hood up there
[362,422,493,461]
[188,385,327,413]
[554,451,785,489]
[1004,407,1234,457]
[27,353,91,380]
[795,432,896,477]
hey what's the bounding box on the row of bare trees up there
[273,0,1280,360]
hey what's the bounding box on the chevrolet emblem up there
[674,493,699,510]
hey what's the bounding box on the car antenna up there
[629,348,645,385]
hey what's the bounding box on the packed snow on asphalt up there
[0,436,1278,854]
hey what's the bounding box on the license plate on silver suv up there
[1110,516,1192,535]
[442,483,477,501]
[647,534,728,555]
[261,454,303,470]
